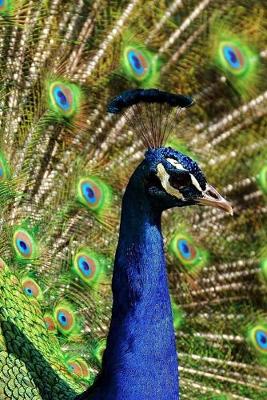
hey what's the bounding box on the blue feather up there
[107,89,194,114]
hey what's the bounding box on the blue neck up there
[94,168,179,400]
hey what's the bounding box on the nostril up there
[206,190,218,199]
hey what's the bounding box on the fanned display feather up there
[0,1,266,399]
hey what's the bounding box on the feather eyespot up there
[73,248,103,285]
[54,303,76,335]
[47,80,81,118]
[21,277,42,300]
[77,177,112,213]
[212,27,260,99]
[43,314,57,332]
[68,361,83,376]
[66,357,90,380]
[122,44,159,86]
[13,229,37,259]
[248,324,267,355]
[255,329,267,351]
[169,232,209,272]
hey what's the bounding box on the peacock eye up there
[169,173,191,189]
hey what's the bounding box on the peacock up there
[0,1,267,400]
[77,88,233,400]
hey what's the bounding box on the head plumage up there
[107,89,194,149]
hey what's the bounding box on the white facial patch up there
[157,163,184,199]
[167,158,186,171]
[190,174,203,192]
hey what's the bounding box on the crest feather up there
[107,89,194,148]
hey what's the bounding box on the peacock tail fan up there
[0,0,266,399]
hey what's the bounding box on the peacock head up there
[108,88,232,214]
[143,146,232,213]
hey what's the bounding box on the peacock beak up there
[196,184,233,215]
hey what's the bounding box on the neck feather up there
[94,171,179,400]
